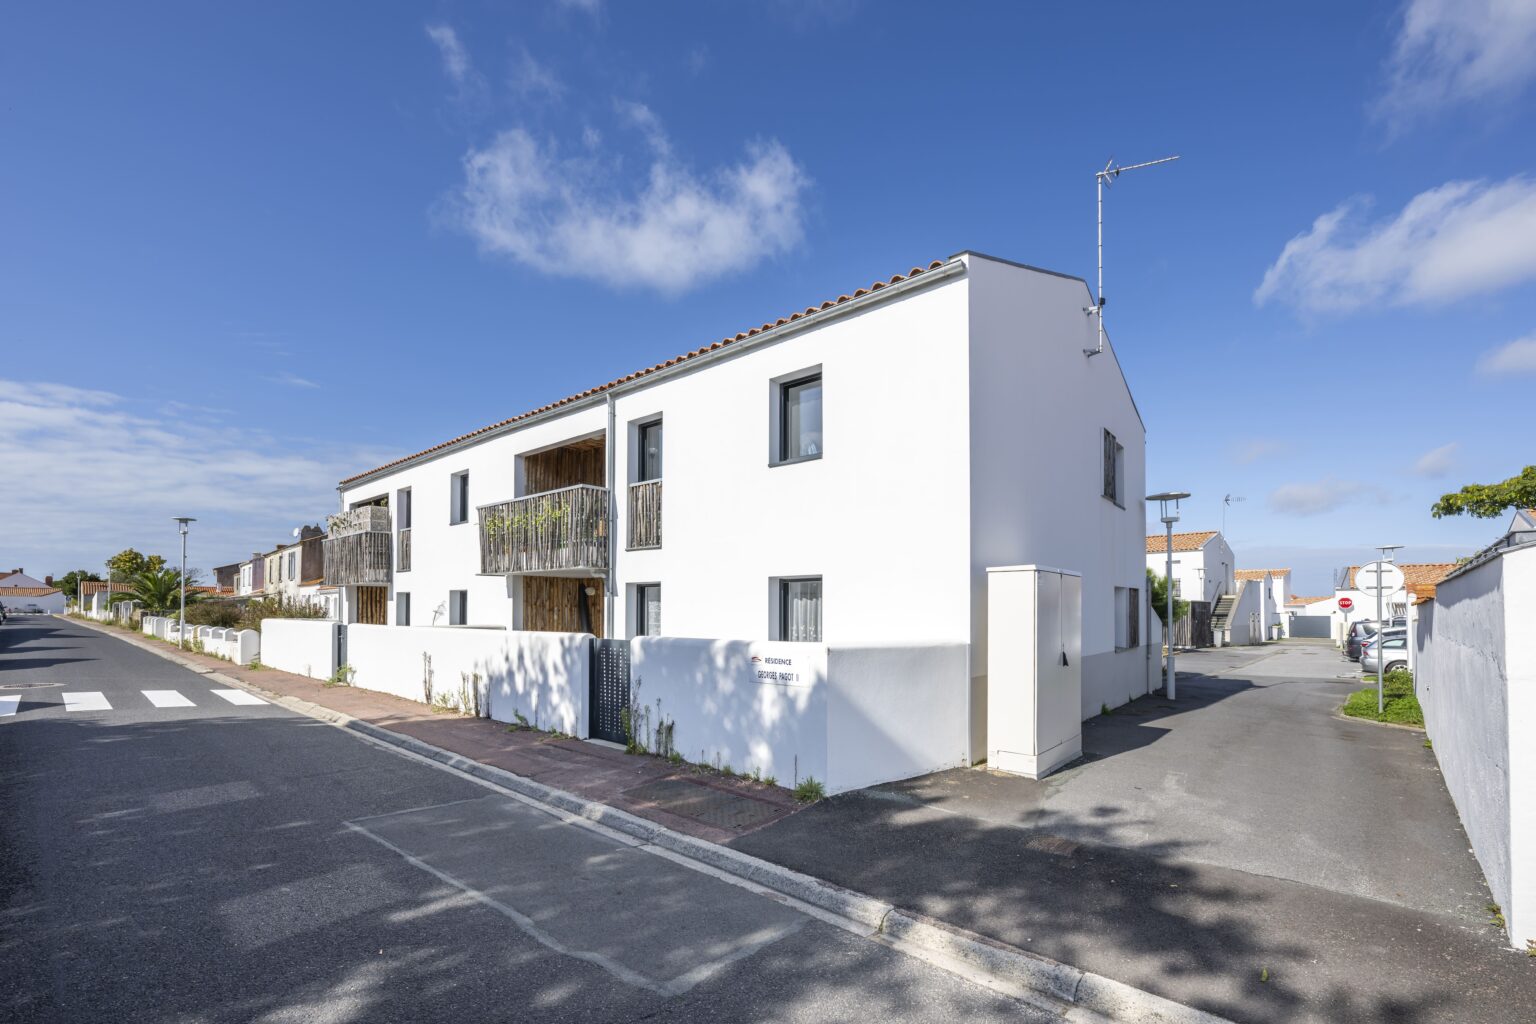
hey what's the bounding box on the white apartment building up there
[323,252,1151,753]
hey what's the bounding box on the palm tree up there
[110,567,205,616]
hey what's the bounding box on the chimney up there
[45,575,53,586]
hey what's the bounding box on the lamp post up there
[1149,491,1191,699]
[1373,544,1402,714]
[174,517,196,648]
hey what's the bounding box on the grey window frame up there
[777,373,823,465]
[638,420,663,482]
[635,583,661,637]
[778,576,823,642]
[450,471,470,525]
[449,589,467,626]
[397,592,411,626]
[1102,429,1124,506]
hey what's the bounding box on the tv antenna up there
[1086,154,1180,357]
[1222,493,1246,534]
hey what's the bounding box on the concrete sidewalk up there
[735,643,1536,1024]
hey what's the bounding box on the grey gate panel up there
[1189,601,1214,648]
[1290,615,1332,638]
[590,639,630,744]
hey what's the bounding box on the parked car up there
[1345,620,1379,661]
[1362,634,1409,676]
[1360,627,1406,659]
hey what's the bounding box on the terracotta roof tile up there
[1147,531,1219,554]
[0,587,61,598]
[339,259,952,486]
[1287,594,1332,605]
[1344,563,1457,590]
[1235,568,1291,580]
[78,581,134,596]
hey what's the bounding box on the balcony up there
[323,506,392,585]
[397,527,412,573]
[627,480,662,550]
[479,484,610,576]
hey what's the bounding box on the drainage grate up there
[622,777,785,830]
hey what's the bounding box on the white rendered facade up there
[331,253,1151,754]
[1146,532,1235,607]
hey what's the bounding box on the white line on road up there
[143,690,195,708]
[63,692,111,712]
[0,695,19,717]
[210,689,267,706]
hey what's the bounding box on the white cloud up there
[1476,331,1536,374]
[1376,0,1536,124]
[1268,478,1375,517]
[1412,441,1459,477]
[449,109,809,293]
[268,372,320,390]
[1233,438,1288,465]
[1254,176,1536,313]
[509,46,563,100]
[426,24,475,88]
[0,378,385,575]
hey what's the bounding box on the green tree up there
[1146,568,1190,625]
[55,569,102,598]
[1431,466,1536,519]
[106,549,167,579]
[110,567,204,615]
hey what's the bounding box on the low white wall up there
[261,619,337,679]
[632,638,829,789]
[489,632,590,736]
[826,643,968,793]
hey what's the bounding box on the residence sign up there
[751,654,803,685]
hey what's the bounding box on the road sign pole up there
[1376,576,1383,715]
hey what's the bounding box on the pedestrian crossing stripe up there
[0,694,18,717]
[143,690,195,708]
[63,692,111,711]
[211,689,267,706]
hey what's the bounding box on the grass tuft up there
[1342,670,1422,726]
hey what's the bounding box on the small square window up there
[779,577,822,642]
[450,472,470,525]
[397,593,411,626]
[449,590,467,626]
[779,374,822,463]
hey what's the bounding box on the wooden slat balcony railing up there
[627,480,662,550]
[323,531,392,585]
[479,484,610,575]
[397,527,412,573]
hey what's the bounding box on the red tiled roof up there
[1288,594,1332,605]
[1147,531,1219,554]
[1344,563,1457,590]
[78,581,134,596]
[0,587,61,598]
[1235,568,1290,581]
[339,259,953,486]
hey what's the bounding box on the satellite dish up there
[292,527,302,538]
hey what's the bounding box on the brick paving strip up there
[69,618,799,845]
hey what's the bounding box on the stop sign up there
[1338,597,1354,611]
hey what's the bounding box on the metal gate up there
[589,639,630,744]
[1290,615,1332,638]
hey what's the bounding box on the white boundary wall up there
[261,619,337,680]
[1416,544,1536,948]
[827,642,970,792]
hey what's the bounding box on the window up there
[638,420,663,481]
[1128,587,1140,648]
[1114,587,1132,649]
[779,374,822,463]
[635,583,662,636]
[449,590,467,626]
[1103,429,1124,505]
[450,471,469,525]
[398,487,412,529]
[397,592,411,626]
[286,551,296,581]
[779,577,822,642]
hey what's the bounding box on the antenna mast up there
[1087,154,1180,357]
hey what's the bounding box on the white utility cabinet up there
[986,564,1082,779]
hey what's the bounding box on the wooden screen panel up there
[521,575,604,638]
[356,586,388,625]
[523,440,605,495]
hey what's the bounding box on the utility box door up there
[986,565,1083,780]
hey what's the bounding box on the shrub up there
[238,595,329,632]
[186,601,243,628]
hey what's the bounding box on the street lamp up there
[174,517,196,648]
[1149,491,1191,699]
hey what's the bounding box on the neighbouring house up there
[0,582,66,614]
[212,562,241,593]
[0,569,53,590]
[1413,519,1536,950]
[263,549,284,599]
[1235,568,1291,640]
[267,527,325,602]
[1285,594,1335,638]
[77,580,135,619]
[1329,562,1457,644]
[236,553,266,597]
[296,580,339,619]
[311,251,1152,773]
[1146,530,1236,646]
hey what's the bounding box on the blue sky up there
[4,0,1535,594]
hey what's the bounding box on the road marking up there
[63,692,112,711]
[211,689,267,706]
[143,690,195,708]
[0,695,19,717]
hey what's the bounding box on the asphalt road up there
[0,617,1054,1024]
